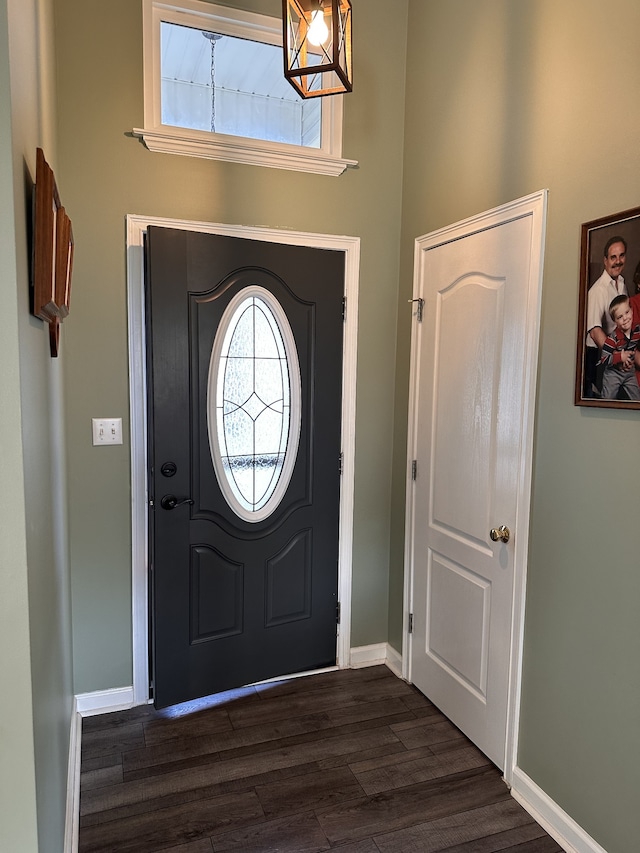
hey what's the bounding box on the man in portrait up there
[584,235,628,397]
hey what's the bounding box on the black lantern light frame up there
[282,0,352,99]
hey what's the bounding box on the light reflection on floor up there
[155,679,293,719]
[153,666,338,719]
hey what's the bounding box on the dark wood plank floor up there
[79,665,563,853]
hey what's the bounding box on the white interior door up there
[406,192,546,772]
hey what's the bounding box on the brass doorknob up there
[490,525,510,543]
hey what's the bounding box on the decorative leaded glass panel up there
[207,287,301,522]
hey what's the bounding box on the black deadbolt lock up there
[160,461,177,478]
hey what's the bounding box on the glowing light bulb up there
[307,8,329,46]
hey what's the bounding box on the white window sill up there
[132,127,358,177]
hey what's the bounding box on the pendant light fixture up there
[282,0,352,98]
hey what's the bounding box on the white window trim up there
[133,0,358,176]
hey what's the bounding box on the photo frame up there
[55,206,74,318]
[575,205,640,409]
[32,148,74,357]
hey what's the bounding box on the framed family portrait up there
[575,205,640,409]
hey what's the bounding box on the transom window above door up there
[134,0,357,176]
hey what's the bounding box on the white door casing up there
[126,215,360,706]
[404,191,547,779]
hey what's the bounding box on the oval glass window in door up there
[207,286,302,522]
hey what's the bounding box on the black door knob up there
[160,494,194,511]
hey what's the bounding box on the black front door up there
[146,226,345,709]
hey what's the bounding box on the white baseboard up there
[66,687,135,852]
[384,643,403,678]
[349,642,403,676]
[349,642,388,668]
[63,698,81,853]
[76,686,134,717]
[510,766,608,853]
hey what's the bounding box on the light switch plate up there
[92,418,123,445]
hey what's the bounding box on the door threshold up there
[252,664,340,687]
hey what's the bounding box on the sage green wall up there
[0,8,39,849]
[55,0,408,691]
[393,2,640,851]
[1,0,74,850]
